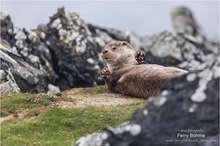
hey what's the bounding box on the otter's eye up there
[112,47,116,50]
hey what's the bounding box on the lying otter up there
[100,41,188,99]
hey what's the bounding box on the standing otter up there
[100,41,188,99]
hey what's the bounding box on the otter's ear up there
[122,41,127,46]
[122,41,132,49]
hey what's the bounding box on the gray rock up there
[171,6,205,43]
[0,70,20,93]
[43,7,104,90]
[48,84,61,93]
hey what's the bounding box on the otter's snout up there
[102,50,108,54]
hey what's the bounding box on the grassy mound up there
[0,86,145,145]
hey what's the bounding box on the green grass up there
[1,105,142,146]
[0,86,144,146]
[0,93,58,117]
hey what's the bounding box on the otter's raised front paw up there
[100,68,111,80]
[135,51,146,64]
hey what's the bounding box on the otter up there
[100,41,188,99]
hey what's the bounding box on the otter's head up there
[100,41,137,70]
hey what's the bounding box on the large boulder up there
[43,7,104,90]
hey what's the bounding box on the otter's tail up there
[166,67,188,78]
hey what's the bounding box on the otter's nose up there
[102,50,108,54]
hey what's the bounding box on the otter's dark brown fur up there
[100,41,188,99]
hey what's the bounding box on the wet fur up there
[106,64,187,98]
[101,41,188,99]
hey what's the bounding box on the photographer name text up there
[177,133,205,139]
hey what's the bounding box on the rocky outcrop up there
[1,8,103,93]
[74,6,219,146]
[1,7,141,93]
[43,8,104,90]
